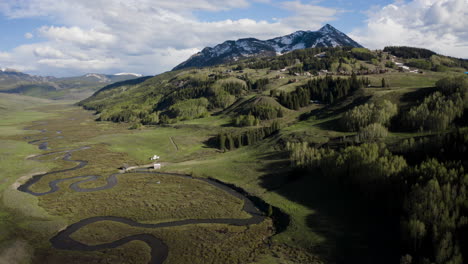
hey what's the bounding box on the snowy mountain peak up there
[318,24,338,33]
[173,24,363,71]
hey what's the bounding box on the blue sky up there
[194,0,392,33]
[0,0,394,51]
[0,16,46,50]
[0,0,466,76]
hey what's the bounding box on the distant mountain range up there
[173,24,363,71]
[0,69,143,100]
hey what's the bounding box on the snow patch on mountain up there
[114,73,143,77]
[85,73,110,83]
[292,42,306,50]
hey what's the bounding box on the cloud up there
[33,46,65,59]
[38,26,117,47]
[280,1,339,29]
[24,32,33,39]
[0,0,340,76]
[350,0,468,58]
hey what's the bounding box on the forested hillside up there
[79,46,468,264]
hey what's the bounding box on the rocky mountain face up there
[173,24,363,71]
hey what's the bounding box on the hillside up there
[173,24,363,71]
[81,46,466,126]
[77,44,468,263]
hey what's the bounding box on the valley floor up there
[0,94,395,264]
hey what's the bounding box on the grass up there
[34,240,151,264]
[88,125,217,163]
[0,103,281,263]
[38,169,249,223]
[366,71,454,89]
[0,96,69,263]
[69,220,275,264]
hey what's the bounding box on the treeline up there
[384,46,468,71]
[244,47,372,73]
[217,121,281,151]
[277,73,368,109]
[286,140,468,264]
[401,159,467,264]
[406,59,462,72]
[287,142,407,197]
[351,48,377,61]
[242,77,270,91]
[233,114,260,127]
[403,76,467,132]
[339,76,467,134]
[234,104,284,127]
[250,104,284,120]
[165,98,209,121]
[395,129,468,164]
[340,100,398,132]
[155,78,213,111]
[384,46,436,59]
[98,107,145,123]
[221,81,246,96]
[246,47,348,71]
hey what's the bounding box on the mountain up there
[0,69,144,100]
[0,68,55,86]
[173,24,363,71]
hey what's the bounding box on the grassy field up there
[65,220,273,264]
[0,95,66,263]
[37,169,250,223]
[88,126,217,163]
[0,101,284,264]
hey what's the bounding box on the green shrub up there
[404,92,463,131]
[129,123,143,130]
[341,100,398,132]
[406,59,432,70]
[209,87,235,109]
[358,123,389,141]
[233,114,259,127]
[436,76,468,97]
[169,98,209,121]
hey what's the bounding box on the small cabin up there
[153,163,161,170]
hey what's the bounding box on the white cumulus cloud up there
[38,26,117,47]
[0,0,340,76]
[24,32,33,39]
[350,0,468,58]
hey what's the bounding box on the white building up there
[153,163,161,170]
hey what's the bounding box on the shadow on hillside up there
[301,95,372,122]
[399,87,436,109]
[258,164,400,264]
